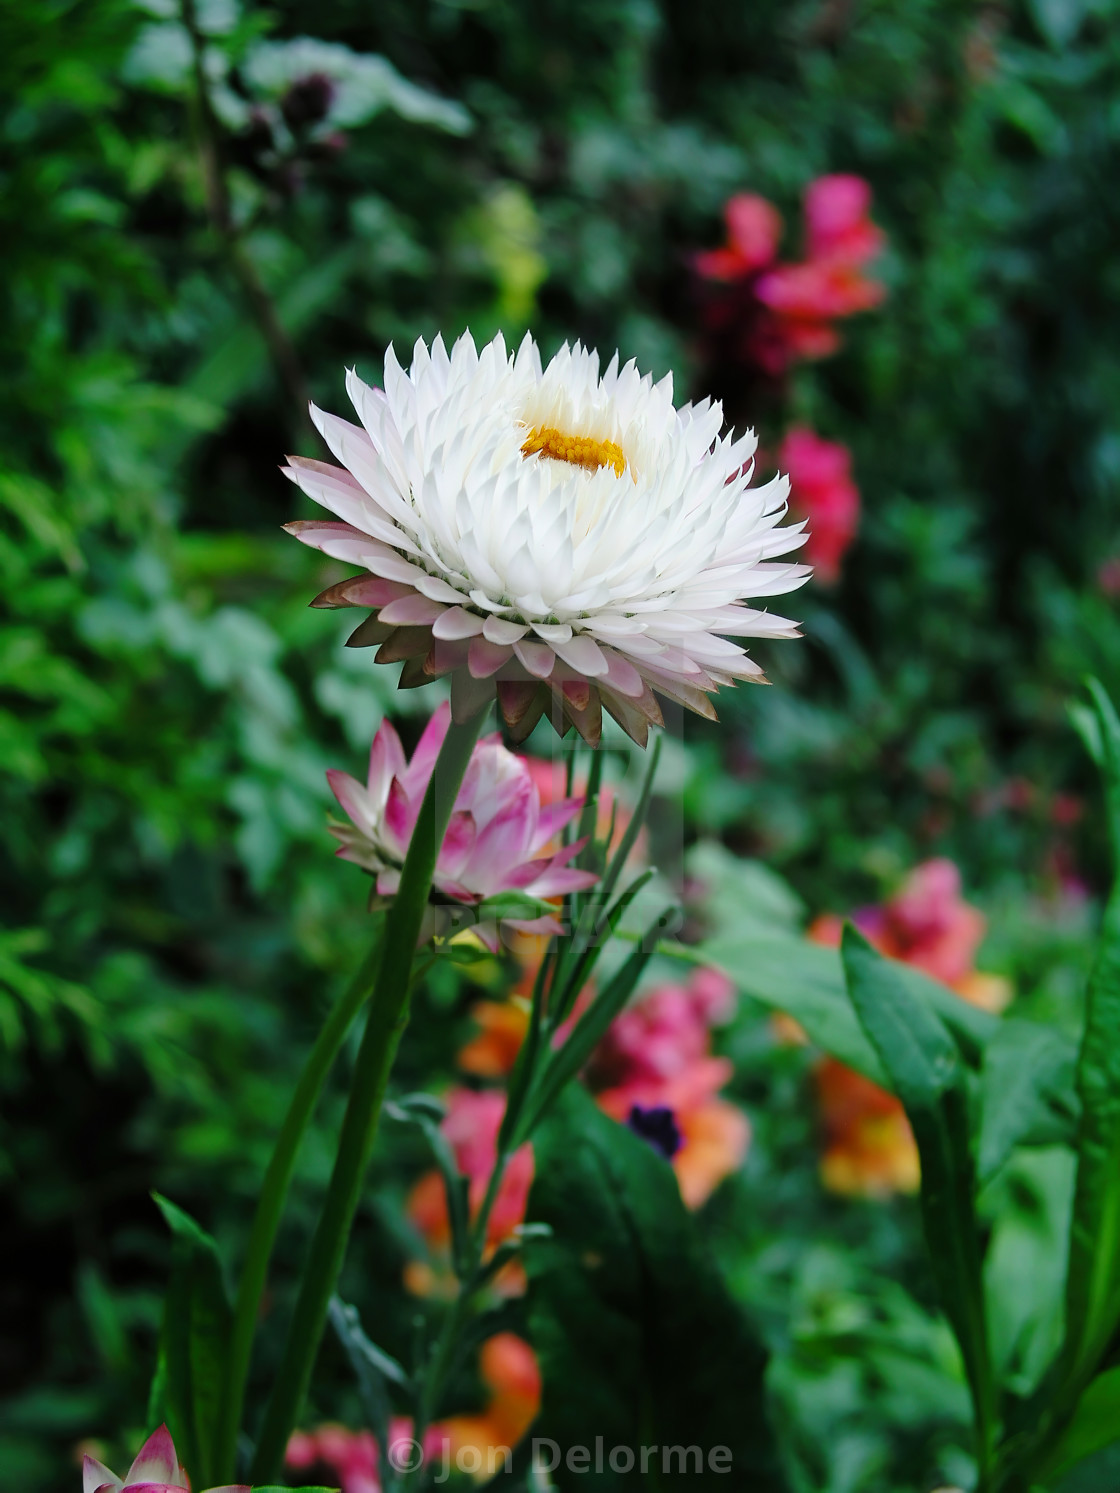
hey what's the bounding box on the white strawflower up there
[284,331,808,745]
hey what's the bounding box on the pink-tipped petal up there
[327,769,373,830]
[506,913,565,938]
[402,700,452,798]
[464,781,535,876]
[367,717,407,799]
[432,606,487,640]
[84,1457,122,1493]
[378,594,446,626]
[482,615,529,645]
[513,639,556,679]
[552,633,608,677]
[469,635,512,678]
[384,777,415,851]
[125,1427,184,1488]
[527,864,600,898]
[533,796,584,847]
[439,809,478,878]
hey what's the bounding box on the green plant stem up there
[404,1154,513,1491]
[249,707,488,1483]
[214,925,385,1482]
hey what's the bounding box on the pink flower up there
[693,193,784,281]
[804,174,885,265]
[287,1419,442,1493]
[586,968,748,1208]
[327,702,598,949]
[82,1425,247,1493]
[779,427,860,584]
[693,174,885,379]
[406,1088,534,1294]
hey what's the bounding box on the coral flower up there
[780,427,860,585]
[328,702,598,948]
[406,1088,534,1294]
[439,1333,542,1477]
[807,858,1010,1197]
[589,968,748,1208]
[82,1425,247,1493]
[815,1056,920,1198]
[284,331,807,745]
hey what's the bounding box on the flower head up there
[780,427,860,584]
[328,701,598,948]
[285,332,807,745]
[82,1426,247,1493]
[588,967,748,1208]
[406,1088,534,1295]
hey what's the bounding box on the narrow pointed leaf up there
[840,927,996,1465]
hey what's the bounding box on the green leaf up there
[520,912,668,1140]
[385,1100,470,1276]
[701,928,998,1087]
[151,1193,233,1489]
[978,1018,1080,1183]
[524,1088,789,1490]
[983,1148,1075,1396]
[840,928,996,1463]
[1045,1366,1120,1482]
[701,931,886,1083]
[475,889,559,923]
[1062,680,1120,1394]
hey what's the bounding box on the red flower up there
[780,427,860,584]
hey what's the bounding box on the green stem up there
[249,708,488,1483]
[214,925,385,1481]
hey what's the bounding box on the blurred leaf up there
[1045,1366,1120,1482]
[1062,682,1120,1391]
[841,928,995,1459]
[525,1087,789,1490]
[978,1018,1079,1182]
[150,1194,232,1489]
[983,1148,1074,1396]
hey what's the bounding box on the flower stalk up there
[214,923,385,1482]
[248,706,489,1484]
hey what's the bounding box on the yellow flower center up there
[520,425,626,477]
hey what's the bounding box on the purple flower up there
[626,1103,683,1161]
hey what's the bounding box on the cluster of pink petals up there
[287,1419,440,1493]
[83,1426,246,1493]
[779,427,860,585]
[810,858,1010,1012]
[586,968,750,1208]
[407,1087,535,1265]
[328,702,598,948]
[694,174,886,376]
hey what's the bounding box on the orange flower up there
[596,1054,750,1209]
[458,1000,531,1078]
[806,859,1010,1195]
[405,1089,533,1297]
[815,1055,919,1198]
[439,1333,542,1478]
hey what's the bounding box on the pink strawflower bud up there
[327,701,599,949]
[82,1425,248,1493]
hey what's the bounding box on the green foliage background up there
[3,0,1120,1488]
